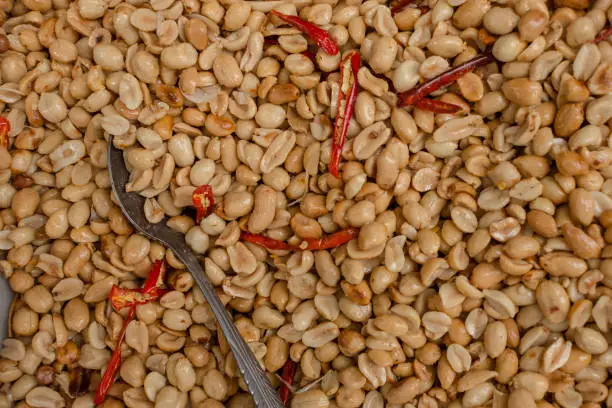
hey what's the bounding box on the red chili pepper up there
[301,227,359,250]
[193,185,214,223]
[142,260,167,293]
[0,117,10,148]
[398,53,495,108]
[329,50,360,178]
[109,260,168,311]
[109,285,168,312]
[240,228,359,252]
[96,261,168,404]
[413,98,462,114]
[593,27,612,43]
[270,10,339,55]
[94,307,135,405]
[240,231,299,251]
[278,360,297,406]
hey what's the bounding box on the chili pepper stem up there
[274,373,325,395]
[275,373,327,400]
[275,373,296,391]
[294,375,326,394]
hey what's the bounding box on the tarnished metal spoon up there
[107,137,284,408]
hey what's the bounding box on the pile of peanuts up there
[1,0,612,406]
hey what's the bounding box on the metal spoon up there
[108,137,284,408]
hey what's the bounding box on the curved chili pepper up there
[94,307,135,405]
[240,231,299,251]
[110,260,167,311]
[0,117,10,148]
[241,228,359,252]
[142,260,167,293]
[278,360,297,406]
[398,53,495,108]
[271,10,339,55]
[96,261,167,404]
[413,98,462,114]
[193,185,214,223]
[301,227,359,250]
[329,51,360,178]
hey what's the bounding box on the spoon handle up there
[170,244,285,408]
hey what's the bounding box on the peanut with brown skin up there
[35,365,55,385]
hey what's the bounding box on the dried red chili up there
[270,10,339,55]
[301,227,359,250]
[109,260,168,311]
[109,285,168,311]
[398,53,495,109]
[240,231,299,251]
[0,117,10,148]
[593,27,612,43]
[278,360,297,406]
[329,50,360,178]
[192,185,214,223]
[241,227,359,252]
[413,98,462,114]
[94,307,135,405]
[142,259,167,293]
[95,260,167,404]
